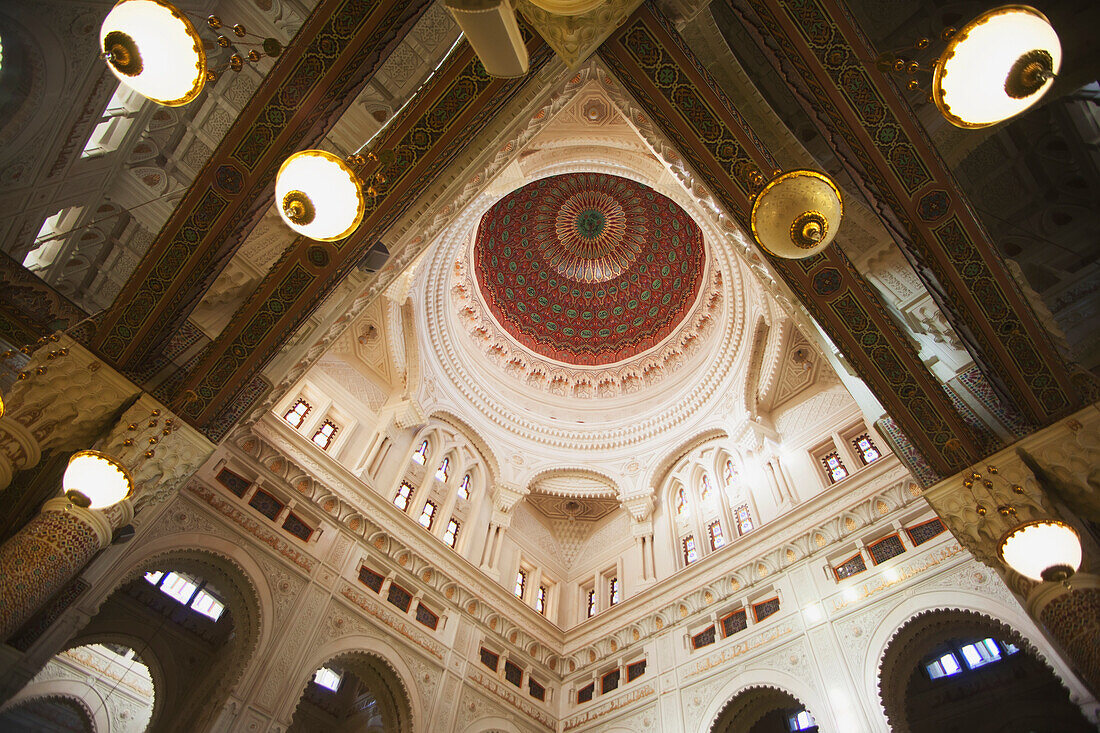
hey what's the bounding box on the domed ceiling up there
[472,172,706,366]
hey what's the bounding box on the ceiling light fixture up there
[63,450,135,510]
[999,519,1081,582]
[100,0,282,107]
[932,5,1060,129]
[750,169,844,260]
[876,5,1060,129]
[275,151,372,242]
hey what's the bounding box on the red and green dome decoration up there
[472,172,705,366]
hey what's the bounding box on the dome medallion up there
[473,173,705,366]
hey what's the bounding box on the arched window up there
[724,459,737,486]
[411,440,428,465]
[701,474,713,501]
[457,473,471,500]
[676,486,687,516]
[435,457,450,482]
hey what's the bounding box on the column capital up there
[100,394,215,514]
[0,334,140,489]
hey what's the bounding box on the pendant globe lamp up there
[750,169,843,259]
[100,0,206,107]
[275,150,366,242]
[932,5,1061,129]
[63,450,135,510]
[999,519,1082,582]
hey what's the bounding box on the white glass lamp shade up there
[750,170,843,259]
[999,519,1081,582]
[933,5,1061,129]
[100,0,206,107]
[63,450,134,510]
[275,150,365,242]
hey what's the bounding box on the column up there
[0,498,126,640]
[763,460,784,505]
[1028,575,1100,696]
[775,455,799,503]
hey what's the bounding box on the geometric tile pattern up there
[0,509,102,639]
[473,172,705,365]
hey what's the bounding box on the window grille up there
[868,534,905,564]
[833,552,868,581]
[852,432,881,464]
[386,583,412,612]
[683,535,699,564]
[691,625,716,649]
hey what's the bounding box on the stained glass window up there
[458,474,471,499]
[513,570,526,599]
[735,504,754,535]
[676,486,687,516]
[586,589,596,617]
[443,519,460,548]
[311,420,338,450]
[822,451,848,483]
[536,585,548,614]
[393,481,414,511]
[411,440,428,465]
[418,501,436,529]
[683,535,699,565]
[724,459,737,486]
[708,521,725,550]
[852,433,881,465]
[283,398,310,428]
[435,457,449,482]
[701,474,712,501]
[609,577,620,606]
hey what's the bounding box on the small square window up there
[443,519,460,548]
[851,432,881,465]
[415,603,439,630]
[926,652,962,679]
[682,535,699,565]
[691,625,716,649]
[312,420,338,450]
[282,512,313,542]
[248,489,284,521]
[504,660,523,687]
[708,521,725,550]
[577,682,594,704]
[358,566,384,593]
[386,583,412,612]
[528,677,546,701]
[535,585,548,614]
[513,570,527,599]
[833,552,867,581]
[753,597,780,623]
[734,505,754,535]
[601,668,620,694]
[215,468,251,497]
[868,534,905,565]
[480,647,499,671]
[906,518,946,546]
[190,589,224,621]
[313,667,342,692]
[821,451,849,483]
[418,501,436,530]
[626,659,646,682]
[721,608,747,637]
[283,399,310,428]
[393,481,414,511]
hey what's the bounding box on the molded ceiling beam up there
[174,33,554,433]
[91,0,436,372]
[729,0,1093,428]
[598,5,981,477]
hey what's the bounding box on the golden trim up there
[750,169,843,258]
[790,210,828,249]
[65,449,136,507]
[276,150,366,242]
[931,4,1055,129]
[282,190,316,225]
[103,30,143,76]
[103,0,207,107]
